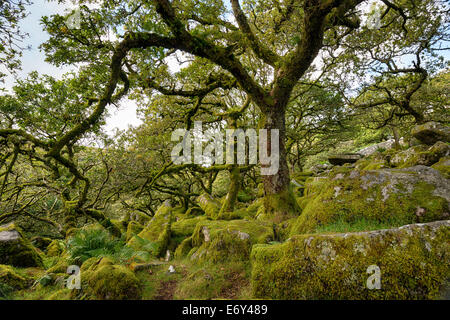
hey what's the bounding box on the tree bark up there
[261,107,300,223]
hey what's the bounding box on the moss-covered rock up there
[251,220,450,299]
[354,158,387,171]
[0,223,44,268]
[391,142,449,168]
[127,201,172,257]
[0,264,30,289]
[174,236,193,259]
[188,219,274,263]
[431,156,450,179]
[411,121,450,145]
[171,216,207,239]
[126,221,144,242]
[79,258,141,300]
[291,166,450,235]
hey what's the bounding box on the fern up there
[67,229,149,265]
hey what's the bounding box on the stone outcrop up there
[411,121,450,145]
[0,223,43,268]
[291,166,449,234]
[251,220,450,299]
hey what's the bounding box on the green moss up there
[355,158,387,171]
[46,240,65,257]
[80,262,142,300]
[174,261,250,300]
[0,223,44,268]
[46,258,69,274]
[127,202,173,257]
[189,219,274,263]
[431,156,450,179]
[258,185,301,223]
[174,237,193,259]
[185,206,204,217]
[171,216,207,239]
[63,201,78,237]
[0,265,30,290]
[391,142,449,168]
[197,194,221,219]
[290,170,449,235]
[251,221,450,299]
[126,221,144,242]
[48,288,72,300]
[314,217,405,234]
[246,198,264,218]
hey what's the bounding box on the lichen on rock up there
[0,223,44,268]
[188,219,274,263]
[251,220,450,299]
[291,166,449,235]
[77,257,141,300]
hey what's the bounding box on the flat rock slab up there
[328,153,362,165]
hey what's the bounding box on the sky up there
[3,0,143,135]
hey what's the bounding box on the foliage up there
[66,228,146,265]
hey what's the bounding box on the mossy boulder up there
[174,236,193,259]
[0,264,30,289]
[171,216,207,239]
[391,142,449,168]
[126,221,144,242]
[358,139,396,157]
[0,223,44,268]
[127,201,172,257]
[188,219,274,263]
[291,166,450,235]
[251,220,450,299]
[411,121,450,145]
[79,257,141,300]
[47,258,70,274]
[431,156,450,179]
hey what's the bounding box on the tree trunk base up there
[260,186,301,223]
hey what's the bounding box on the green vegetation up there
[0,0,449,301]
